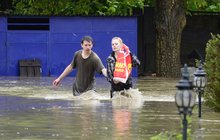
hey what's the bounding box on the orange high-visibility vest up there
[113,44,132,83]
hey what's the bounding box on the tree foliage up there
[186,0,220,12]
[12,0,144,16]
[9,0,220,16]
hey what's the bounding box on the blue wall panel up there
[50,17,92,33]
[51,33,80,43]
[0,17,6,31]
[7,43,48,75]
[92,17,137,32]
[6,31,48,76]
[7,32,48,43]
[49,43,80,76]
[0,16,138,77]
[0,17,7,75]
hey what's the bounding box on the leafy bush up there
[12,0,144,16]
[204,34,220,111]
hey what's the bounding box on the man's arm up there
[53,64,73,86]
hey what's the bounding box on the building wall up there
[0,17,7,75]
[0,16,138,77]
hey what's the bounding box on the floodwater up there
[0,76,220,140]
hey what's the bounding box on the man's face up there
[81,40,93,51]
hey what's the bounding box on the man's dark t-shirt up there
[71,50,104,96]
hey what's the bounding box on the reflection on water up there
[0,76,220,140]
[113,109,131,139]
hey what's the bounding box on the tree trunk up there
[155,0,186,78]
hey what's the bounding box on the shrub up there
[204,34,220,111]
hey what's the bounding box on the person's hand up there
[53,78,61,87]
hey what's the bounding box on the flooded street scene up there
[1,0,220,139]
[0,76,220,140]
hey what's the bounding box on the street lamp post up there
[193,62,207,118]
[175,64,195,140]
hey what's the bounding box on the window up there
[7,17,49,30]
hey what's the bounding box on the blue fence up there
[0,16,138,77]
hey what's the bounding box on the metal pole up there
[198,91,202,118]
[182,113,187,140]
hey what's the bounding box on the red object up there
[113,44,132,83]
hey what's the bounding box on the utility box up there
[19,60,41,77]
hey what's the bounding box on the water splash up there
[112,88,144,109]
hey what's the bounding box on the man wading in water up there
[53,36,107,96]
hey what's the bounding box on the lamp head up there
[194,62,207,89]
[175,64,195,114]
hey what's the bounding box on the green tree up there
[155,0,185,77]
[12,0,144,16]
[187,0,220,12]
[154,0,219,77]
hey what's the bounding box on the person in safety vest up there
[106,37,140,98]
